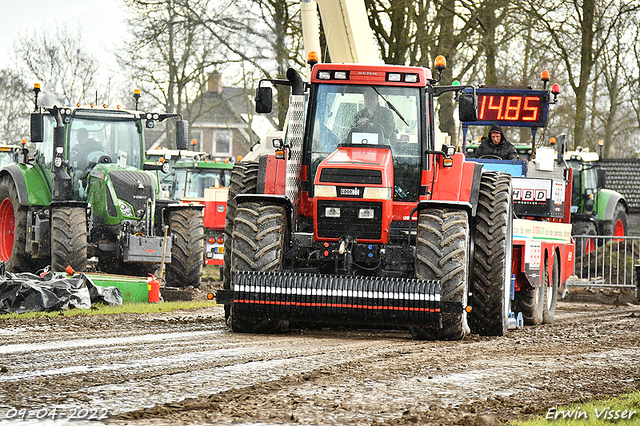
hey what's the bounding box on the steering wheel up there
[479,154,503,160]
[97,155,112,164]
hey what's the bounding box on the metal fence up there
[568,235,640,289]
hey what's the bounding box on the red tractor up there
[217,59,513,340]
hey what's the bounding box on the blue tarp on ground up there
[0,267,122,314]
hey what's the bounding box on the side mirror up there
[31,113,44,143]
[597,169,606,188]
[255,86,273,113]
[176,120,188,150]
[458,92,477,122]
[272,138,284,149]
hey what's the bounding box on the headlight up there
[362,187,392,200]
[325,207,340,218]
[119,202,133,217]
[315,185,337,198]
[358,208,375,219]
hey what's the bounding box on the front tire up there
[411,208,469,341]
[229,202,288,333]
[469,171,513,336]
[165,208,204,288]
[51,207,88,272]
[223,162,259,322]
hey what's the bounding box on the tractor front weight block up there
[217,271,459,329]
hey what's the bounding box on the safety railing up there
[568,235,640,289]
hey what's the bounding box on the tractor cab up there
[307,80,423,204]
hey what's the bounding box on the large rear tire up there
[543,254,559,324]
[411,208,469,341]
[223,162,259,322]
[229,202,288,333]
[0,177,28,271]
[469,171,513,336]
[51,207,88,272]
[165,208,204,288]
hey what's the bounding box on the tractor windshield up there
[172,168,231,199]
[68,117,143,172]
[308,84,423,201]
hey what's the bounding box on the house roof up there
[598,158,640,212]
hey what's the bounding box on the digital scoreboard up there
[478,94,542,123]
[461,88,549,128]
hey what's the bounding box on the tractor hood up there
[315,146,393,187]
[88,165,159,224]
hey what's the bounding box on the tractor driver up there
[71,128,105,170]
[352,89,396,142]
[474,124,517,160]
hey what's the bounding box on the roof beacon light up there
[307,50,319,68]
[541,70,550,90]
[133,89,141,110]
[433,55,446,82]
[541,70,550,82]
[551,83,560,103]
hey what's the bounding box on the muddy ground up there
[1,282,639,425]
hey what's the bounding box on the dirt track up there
[1,287,639,425]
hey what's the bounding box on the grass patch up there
[512,392,640,425]
[0,300,215,320]
[202,264,221,281]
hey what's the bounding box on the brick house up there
[148,72,277,158]
[187,72,277,159]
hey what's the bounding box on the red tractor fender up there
[420,154,483,216]
[257,153,287,195]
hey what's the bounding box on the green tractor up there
[565,148,628,253]
[0,85,204,287]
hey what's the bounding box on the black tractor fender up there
[0,166,30,207]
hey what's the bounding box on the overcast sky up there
[0,0,127,79]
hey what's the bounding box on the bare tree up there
[13,26,98,106]
[524,0,639,148]
[0,69,30,144]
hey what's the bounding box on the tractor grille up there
[109,170,155,216]
[319,168,382,185]
[317,200,382,240]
